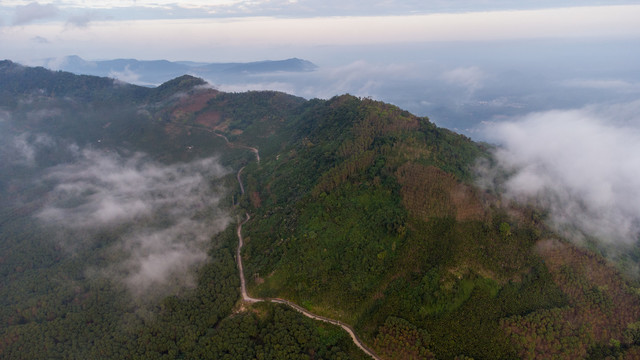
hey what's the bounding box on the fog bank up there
[36,147,230,297]
[482,101,640,247]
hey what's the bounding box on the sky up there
[1,1,640,63]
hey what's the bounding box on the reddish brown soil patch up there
[170,90,223,129]
[250,191,262,208]
[176,90,217,113]
[195,111,221,129]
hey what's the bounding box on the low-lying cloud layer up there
[9,132,55,166]
[36,147,230,297]
[482,101,640,247]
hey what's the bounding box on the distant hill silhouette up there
[40,55,318,86]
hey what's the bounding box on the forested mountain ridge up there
[0,61,365,359]
[1,61,640,359]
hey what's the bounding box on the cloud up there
[481,101,640,246]
[107,215,230,297]
[0,109,10,122]
[36,148,230,297]
[12,2,59,25]
[66,12,97,28]
[108,65,143,85]
[31,35,49,43]
[586,100,640,127]
[8,132,55,166]
[562,78,640,92]
[441,66,486,93]
[6,5,637,60]
[11,133,39,166]
[15,0,640,18]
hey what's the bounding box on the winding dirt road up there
[233,147,380,360]
[212,131,260,163]
[182,124,260,163]
[183,123,380,359]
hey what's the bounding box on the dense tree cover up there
[500,240,640,359]
[0,215,367,359]
[192,303,368,360]
[373,316,435,359]
[0,60,149,106]
[147,74,207,102]
[0,211,238,359]
[236,94,640,358]
[3,63,640,359]
[0,65,371,359]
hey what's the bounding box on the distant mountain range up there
[40,55,317,86]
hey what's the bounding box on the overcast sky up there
[2,1,640,63]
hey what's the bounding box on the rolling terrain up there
[1,60,640,359]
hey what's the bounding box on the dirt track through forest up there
[183,123,380,359]
[232,141,380,360]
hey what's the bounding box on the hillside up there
[234,94,640,359]
[1,61,640,359]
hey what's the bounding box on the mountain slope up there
[236,95,554,358]
[1,61,640,359]
[217,90,640,359]
[0,62,365,360]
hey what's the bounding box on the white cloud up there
[0,110,10,122]
[30,35,48,43]
[3,5,640,62]
[5,0,640,16]
[60,0,247,9]
[36,148,231,297]
[9,132,55,166]
[562,78,639,92]
[441,66,486,93]
[12,2,59,25]
[111,216,229,297]
[11,133,38,165]
[108,65,142,84]
[65,11,98,28]
[482,102,640,245]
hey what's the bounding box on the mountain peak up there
[158,74,207,88]
[0,59,22,71]
[151,75,208,99]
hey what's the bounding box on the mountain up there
[1,60,639,359]
[39,55,318,86]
